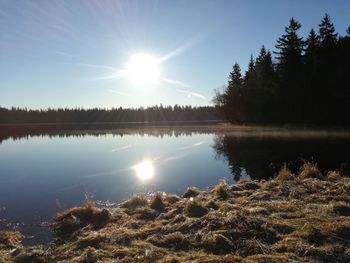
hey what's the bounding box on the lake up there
[0,125,350,244]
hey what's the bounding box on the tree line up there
[0,105,221,124]
[214,14,350,125]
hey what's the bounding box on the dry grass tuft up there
[11,247,47,263]
[206,200,219,210]
[293,223,326,245]
[163,194,180,204]
[202,233,234,254]
[53,197,111,239]
[120,194,148,211]
[54,198,110,224]
[133,207,158,220]
[0,231,23,248]
[276,164,294,181]
[76,232,108,249]
[150,192,166,212]
[237,179,260,190]
[185,200,208,218]
[147,232,191,250]
[230,184,243,191]
[299,162,323,179]
[182,187,200,198]
[213,180,231,199]
[327,170,342,181]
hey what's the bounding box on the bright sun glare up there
[125,53,160,85]
[133,160,155,181]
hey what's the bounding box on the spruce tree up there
[256,48,275,122]
[225,63,244,123]
[305,29,319,56]
[243,55,258,122]
[228,63,243,95]
[274,18,305,122]
[304,29,320,122]
[275,18,304,77]
[245,55,255,81]
[304,29,319,82]
[256,48,274,85]
[315,14,339,122]
[319,14,338,46]
[256,46,267,64]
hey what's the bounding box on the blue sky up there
[0,0,349,109]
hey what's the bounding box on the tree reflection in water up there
[212,134,350,182]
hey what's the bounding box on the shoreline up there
[1,164,349,262]
[2,123,350,145]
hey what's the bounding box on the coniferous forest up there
[0,105,221,124]
[214,14,350,125]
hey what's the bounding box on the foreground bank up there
[1,163,350,263]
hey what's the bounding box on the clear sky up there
[0,0,349,109]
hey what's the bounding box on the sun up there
[133,160,155,181]
[125,53,160,85]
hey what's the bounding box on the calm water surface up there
[0,127,349,244]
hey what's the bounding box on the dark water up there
[0,126,349,244]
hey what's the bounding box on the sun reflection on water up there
[133,160,155,181]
